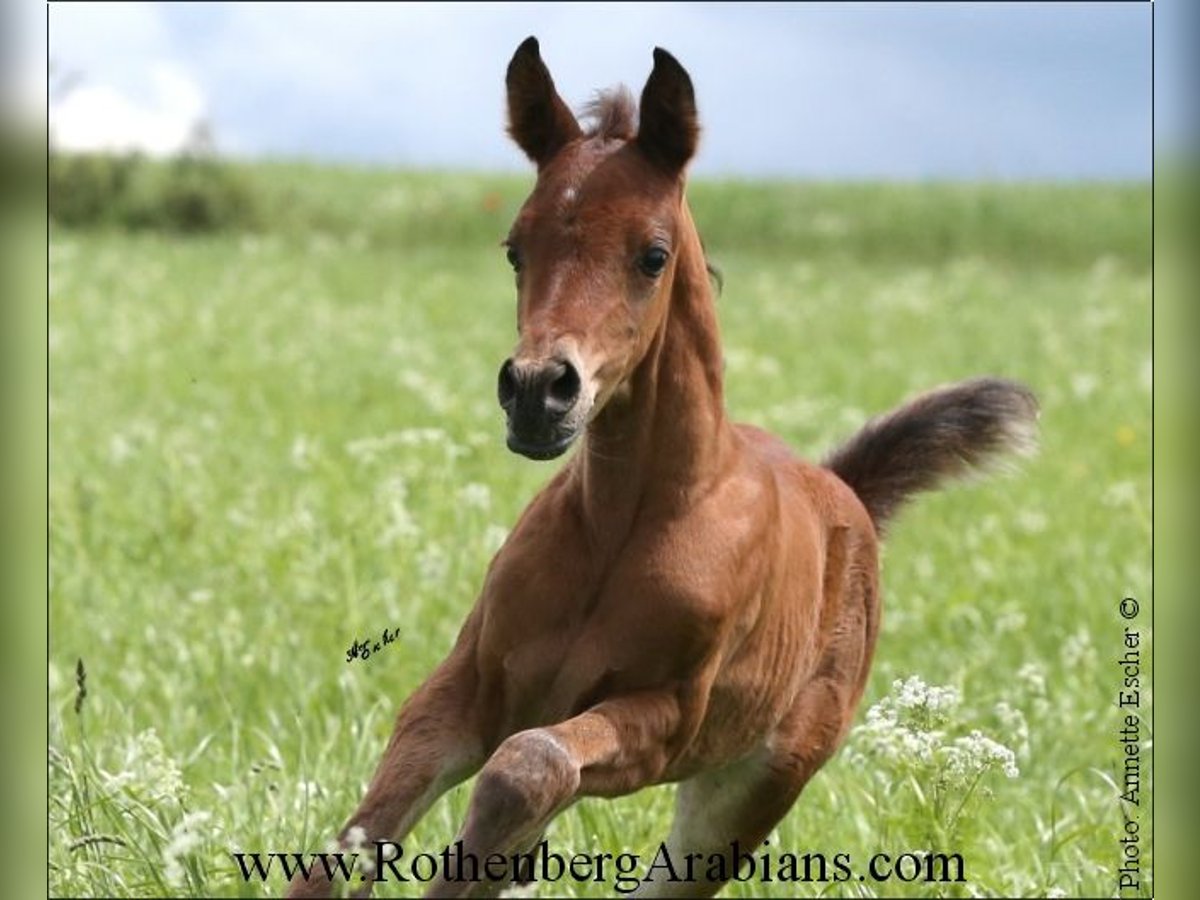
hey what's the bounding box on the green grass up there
[49,169,1151,897]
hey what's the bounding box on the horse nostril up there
[497,359,519,410]
[545,361,581,410]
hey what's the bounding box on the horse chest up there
[476,530,723,735]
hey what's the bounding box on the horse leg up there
[288,650,485,898]
[632,675,860,898]
[421,689,693,898]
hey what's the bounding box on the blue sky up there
[42,2,1163,179]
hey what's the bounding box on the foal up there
[290,38,1036,898]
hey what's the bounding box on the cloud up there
[50,62,207,156]
[47,2,210,156]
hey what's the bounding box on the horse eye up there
[639,246,669,277]
[505,245,522,272]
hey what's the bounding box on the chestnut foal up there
[290,38,1036,898]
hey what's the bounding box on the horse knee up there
[475,730,579,827]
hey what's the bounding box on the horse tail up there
[823,377,1038,535]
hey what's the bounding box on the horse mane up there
[580,87,637,141]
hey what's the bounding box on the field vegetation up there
[49,157,1151,897]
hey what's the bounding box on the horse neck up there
[576,198,734,543]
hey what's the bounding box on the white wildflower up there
[273,504,316,541]
[417,544,449,584]
[1070,373,1098,400]
[994,700,1030,758]
[1016,662,1046,697]
[912,554,936,581]
[346,427,463,464]
[395,426,450,447]
[852,678,954,768]
[294,779,324,811]
[995,606,1027,634]
[109,433,134,463]
[163,810,211,887]
[291,434,317,470]
[379,579,399,606]
[943,730,1020,779]
[482,525,510,555]
[1062,628,1095,669]
[971,557,996,582]
[345,825,368,852]
[398,371,452,414]
[101,729,185,803]
[118,667,146,694]
[347,824,379,874]
[839,407,867,429]
[457,482,491,511]
[1102,481,1139,509]
[893,676,961,720]
[849,674,1021,806]
[1015,509,1048,535]
[377,476,419,545]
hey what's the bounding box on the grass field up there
[48,167,1152,898]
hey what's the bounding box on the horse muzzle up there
[497,356,589,460]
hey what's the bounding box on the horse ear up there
[506,36,582,166]
[637,47,698,172]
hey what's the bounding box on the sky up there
[33,2,1172,179]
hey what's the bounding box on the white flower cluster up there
[290,433,318,470]
[892,676,960,718]
[100,728,185,803]
[851,676,960,768]
[377,475,420,545]
[943,730,1019,780]
[346,427,462,465]
[457,481,492,511]
[162,810,212,887]
[1061,627,1096,669]
[1016,662,1047,703]
[482,524,510,555]
[1101,480,1139,509]
[993,699,1030,759]
[857,703,941,766]
[417,543,450,584]
[847,676,1021,784]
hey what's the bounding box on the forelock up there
[579,86,637,142]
